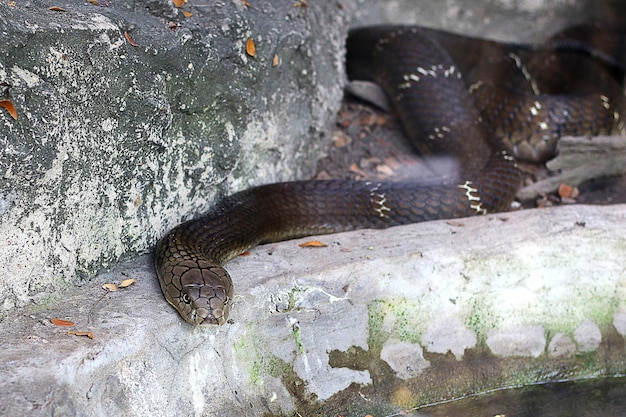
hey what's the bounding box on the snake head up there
[157,256,234,326]
[176,282,232,326]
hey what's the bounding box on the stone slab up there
[1,204,625,416]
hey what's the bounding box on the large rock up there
[1,204,625,416]
[0,0,351,314]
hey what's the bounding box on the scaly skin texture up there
[155,24,625,325]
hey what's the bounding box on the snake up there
[155,24,626,325]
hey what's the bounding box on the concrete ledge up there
[1,204,625,416]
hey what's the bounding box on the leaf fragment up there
[172,0,187,7]
[0,99,18,120]
[86,0,100,5]
[67,331,95,339]
[558,183,579,199]
[119,278,136,288]
[50,318,74,327]
[48,6,66,11]
[272,53,280,67]
[298,240,328,248]
[446,220,465,227]
[182,11,192,17]
[246,37,256,57]
[242,0,251,7]
[124,31,138,47]
[102,283,118,292]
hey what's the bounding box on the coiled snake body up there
[156,24,626,325]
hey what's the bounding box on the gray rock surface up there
[0,0,351,314]
[1,204,625,416]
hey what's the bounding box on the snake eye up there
[181,293,191,304]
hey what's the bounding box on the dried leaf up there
[182,11,192,17]
[86,0,100,5]
[299,240,327,248]
[446,220,465,227]
[238,251,251,257]
[348,163,367,178]
[102,283,118,292]
[124,31,138,47]
[272,53,280,67]
[246,37,256,57]
[242,0,251,7]
[0,99,18,120]
[48,6,66,11]
[50,318,74,327]
[172,0,187,7]
[67,331,95,339]
[119,278,136,288]
[558,183,579,199]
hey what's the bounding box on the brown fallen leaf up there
[242,0,251,7]
[182,11,192,17]
[299,240,328,248]
[558,183,579,199]
[446,220,465,227]
[119,278,136,288]
[124,31,138,47]
[86,0,100,5]
[48,6,66,11]
[67,331,95,339]
[172,0,187,7]
[102,283,118,292]
[238,251,252,257]
[348,163,367,178]
[246,37,256,57]
[272,53,280,67]
[0,99,18,120]
[50,318,74,327]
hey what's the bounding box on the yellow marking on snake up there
[458,181,488,215]
[369,183,391,218]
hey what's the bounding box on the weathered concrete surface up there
[0,0,351,315]
[1,204,625,417]
[353,0,626,41]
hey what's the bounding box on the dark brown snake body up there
[155,24,626,325]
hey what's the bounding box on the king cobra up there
[155,24,626,325]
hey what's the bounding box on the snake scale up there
[155,24,626,325]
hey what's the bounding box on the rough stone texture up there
[615,309,626,336]
[0,0,351,315]
[380,340,430,380]
[548,333,577,357]
[353,0,626,41]
[574,318,603,352]
[486,324,547,358]
[421,315,477,360]
[1,204,625,416]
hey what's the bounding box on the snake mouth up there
[187,303,228,326]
